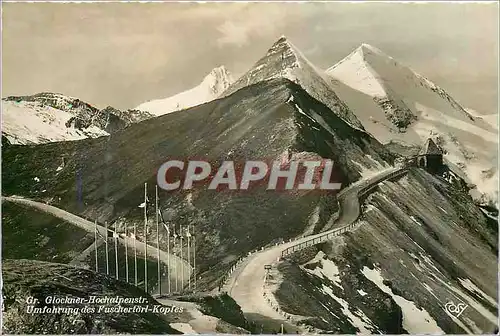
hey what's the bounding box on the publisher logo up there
[444,301,468,318]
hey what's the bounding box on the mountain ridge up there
[223,36,366,131]
[325,43,498,206]
[135,65,234,116]
[2,93,154,145]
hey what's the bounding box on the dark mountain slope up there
[1,200,166,292]
[274,168,497,334]
[2,259,182,334]
[3,78,394,290]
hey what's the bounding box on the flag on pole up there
[163,223,170,234]
[138,196,151,208]
[96,227,105,240]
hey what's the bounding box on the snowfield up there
[2,100,109,144]
[135,66,234,116]
[361,266,444,334]
[326,44,387,97]
[327,43,499,206]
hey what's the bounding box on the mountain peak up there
[326,44,388,97]
[201,65,234,95]
[358,43,386,56]
[267,36,301,66]
[222,36,366,130]
[135,65,234,116]
[208,65,230,77]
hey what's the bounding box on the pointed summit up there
[202,65,234,95]
[326,44,387,97]
[358,43,388,57]
[327,43,473,120]
[222,36,365,130]
[135,65,234,116]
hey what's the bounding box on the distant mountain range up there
[2,36,498,334]
[3,36,496,205]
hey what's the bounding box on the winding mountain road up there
[2,196,192,293]
[224,166,408,325]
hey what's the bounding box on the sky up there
[2,2,498,114]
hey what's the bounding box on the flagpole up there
[105,221,109,275]
[134,220,138,287]
[144,182,148,293]
[114,226,119,279]
[94,219,98,272]
[180,225,184,292]
[125,225,129,283]
[155,185,161,296]
[187,226,191,290]
[174,230,178,293]
[167,224,171,294]
[193,229,196,292]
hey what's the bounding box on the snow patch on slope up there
[304,252,343,290]
[135,66,233,116]
[2,100,108,144]
[224,36,365,131]
[170,323,198,334]
[327,44,498,206]
[458,278,498,308]
[326,44,386,97]
[322,284,376,333]
[361,266,444,334]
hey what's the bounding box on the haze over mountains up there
[3,36,496,205]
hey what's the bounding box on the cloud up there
[215,5,289,48]
[216,20,251,47]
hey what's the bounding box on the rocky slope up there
[326,44,498,206]
[2,259,252,334]
[2,93,154,145]
[2,78,394,293]
[271,168,497,334]
[223,37,365,130]
[2,259,183,334]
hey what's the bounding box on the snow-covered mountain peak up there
[200,65,234,96]
[358,43,390,58]
[223,36,365,129]
[326,44,498,205]
[327,44,474,120]
[135,66,234,116]
[2,92,152,145]
[4,92,99,115]
[326,44,388,97]
[262,36,302,71]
